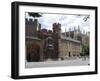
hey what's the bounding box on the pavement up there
[25,57,90,68]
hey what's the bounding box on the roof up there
[61,35,81,43]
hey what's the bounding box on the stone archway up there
[43,37,55,60]
[26,42,40,62]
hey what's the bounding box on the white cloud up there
[26,13,90,32]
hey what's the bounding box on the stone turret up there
[52,23,61,59]
[53,23,61,38]
[53,23,61,32]
[25,18,40,37]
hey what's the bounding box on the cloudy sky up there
[26,13,90,33]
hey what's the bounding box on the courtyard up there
[25,57,90,68]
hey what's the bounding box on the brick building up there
[25,18,88,62]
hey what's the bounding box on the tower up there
[33,19,39,36]
[25,18,40,37]
[52,23,61,59]
[53,23,61,38]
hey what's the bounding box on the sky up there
[25,12,90,33]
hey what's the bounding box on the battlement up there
[53,23,61,29]
[25,18,41,37]
[25,18,33,24]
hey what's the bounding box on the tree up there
[81,44,89,56]
[28,12,42,18]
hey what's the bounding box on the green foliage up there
[81,44,89,56]
[28,12,42,18]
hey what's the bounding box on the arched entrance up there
[26,42,40,62]
[43,37,54,60]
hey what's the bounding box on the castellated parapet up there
[25,18,41,37]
